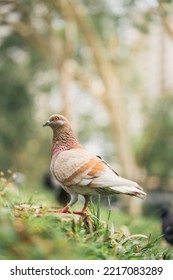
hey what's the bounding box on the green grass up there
[0,174,173,260]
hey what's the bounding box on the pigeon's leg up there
[81,195,90,212]
[73,195,90,215]
[49,194,78,213]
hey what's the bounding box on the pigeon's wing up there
[51,148,97,184]
[51,148,146,199]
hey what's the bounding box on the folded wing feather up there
[52,148,146,199]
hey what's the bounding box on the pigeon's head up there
[43,114,69,130]
[43,114,78,147]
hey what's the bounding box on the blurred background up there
[0,0,173,216]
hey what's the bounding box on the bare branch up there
[163,18,173,40]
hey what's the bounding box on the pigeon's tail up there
[109,177,146,199]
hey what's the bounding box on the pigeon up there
[43,114,146,215]
[161,206,173,245]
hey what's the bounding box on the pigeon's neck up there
[51,128,81,156]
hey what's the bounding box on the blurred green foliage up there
[0,36,33,171]
[138,95,173,181]
[0,33,53,179]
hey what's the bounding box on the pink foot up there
[72,210,88,216]
[48,206,70,213]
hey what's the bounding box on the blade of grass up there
[107,196,112,222]
[97,195,101,220]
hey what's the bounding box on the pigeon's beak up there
[43,120,50,127]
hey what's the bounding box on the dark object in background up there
[161,206,173,245]
[43,171,70,206]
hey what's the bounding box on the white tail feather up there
[109,176,146,199]
[110,185,146,199]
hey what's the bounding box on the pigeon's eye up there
[52,116,59,122]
